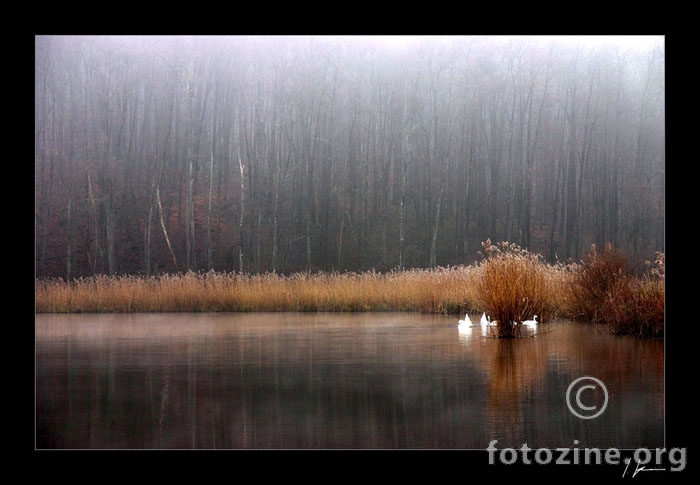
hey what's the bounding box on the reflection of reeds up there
[486,338,551,441]
[489,340,519,414]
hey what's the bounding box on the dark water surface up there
[35,313,663,449]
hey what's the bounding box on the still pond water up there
[35,312,663,449]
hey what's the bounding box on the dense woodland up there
[35,36,664,279]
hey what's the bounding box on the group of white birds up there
[457,312,538,333]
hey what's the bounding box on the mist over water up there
[35,313,663,449]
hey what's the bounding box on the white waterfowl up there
[522,315,538,326]
[481,312,497,326]
[457,313,474,334]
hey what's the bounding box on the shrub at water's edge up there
[570,245,664,338]
[474,240,559,338]
[570,243,629,323]
[599,250,664,338]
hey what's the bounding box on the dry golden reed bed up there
[35,247,577,318]
[35,241,663,337]
[35,267,491,314]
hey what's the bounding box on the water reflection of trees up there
[36,315,664,449]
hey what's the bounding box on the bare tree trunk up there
[238,157,245,273]
[306,219,312,273]
[87,173,100,274]
[185,159,196,269]
[99,51,117,276]
[565,101,579,259]
[156,186,178,271]
[206,127,215,269]
[145,201,153,276]
[429,158,450,268]
[272,165,280,273]
[145,174,161,276]
[184,59,199,271]
[36,40,50,277]
[399,163,406,270]
[104,186,116,275]
[65,197,73,279]
[337,211,345,270]
[429,194,441,268]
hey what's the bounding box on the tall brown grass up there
[35,267,483,315]
[599,276,665,338]
[570,243,629,322]
[474,240,571,338]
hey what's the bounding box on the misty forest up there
[35,35,664,279]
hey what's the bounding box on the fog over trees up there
[35,35,664,278]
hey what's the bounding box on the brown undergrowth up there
[571,245,664,338]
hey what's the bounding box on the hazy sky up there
[350,34,664,54]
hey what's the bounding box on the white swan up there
[457,313,480,333]
[481,312,497,326]
[457,313,474,334]
[458,318,477,336]
[522,315,538,326]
